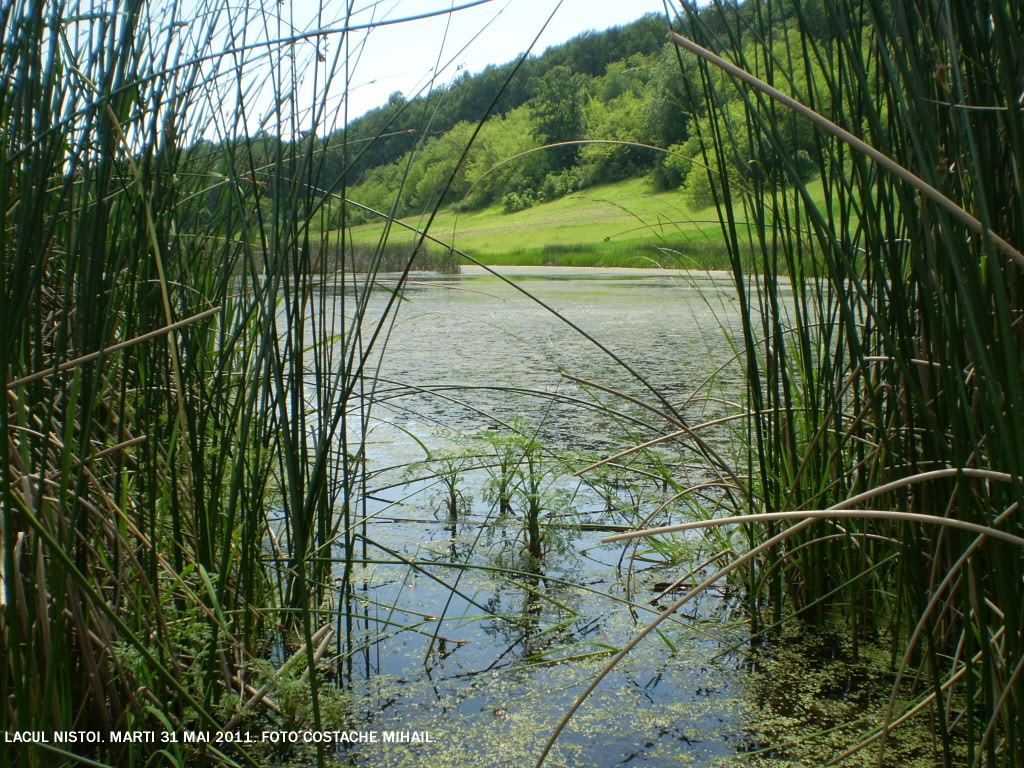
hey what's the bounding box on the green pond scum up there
[250,621,962,767]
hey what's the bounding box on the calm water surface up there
[318,267,778,767]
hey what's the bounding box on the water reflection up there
[325,267,758,767]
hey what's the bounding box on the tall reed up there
[540,2,1024,765]
[0,1,476,765]
[674,0,1024,764]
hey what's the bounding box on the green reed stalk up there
[669,1,1024,764]
[0,0,491,764]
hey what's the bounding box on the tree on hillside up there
[463,106,548,212]
[320,14,664,188]
[529,65,589,170]
[544,15,665,75]
[342,91,419,182]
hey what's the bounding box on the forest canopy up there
[213,3,846,226]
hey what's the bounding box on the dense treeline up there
[345,47,695,222]
[217,3,849,229]
[336,13,668,183]
[337,3,846,223]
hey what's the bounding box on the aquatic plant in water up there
[538,2,1024,766]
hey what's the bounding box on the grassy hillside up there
[344,176,826,269]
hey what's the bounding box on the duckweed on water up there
[314,620,965,768]
[733,626,969,767]
[344,639,744,768]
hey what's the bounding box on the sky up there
[312,0,675,122]
[180,0,680,141]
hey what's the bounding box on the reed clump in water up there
[310,238,460,274]
[0,1,476,765]
[689,7,1024,763]
[541,2,1024,766]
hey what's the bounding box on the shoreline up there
[458,264,735,279]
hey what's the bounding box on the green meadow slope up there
[343,176,825,269]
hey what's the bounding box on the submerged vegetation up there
[2,1,1024,768]
[540,3,1024,767]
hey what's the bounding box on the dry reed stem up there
[641,481,746,531]
[868,499,1023,765]
[534,518,816,768]
[602,509,1024,549]
[561,372,745,492]
[537,468,1021,766]
[649,548,732,605]
[973,652,1024,767]
[6,306,220,389]
[574,410,790,477]
[222,624,334,731]
[825,627,1007,766]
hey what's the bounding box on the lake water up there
[316,266,774,767]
